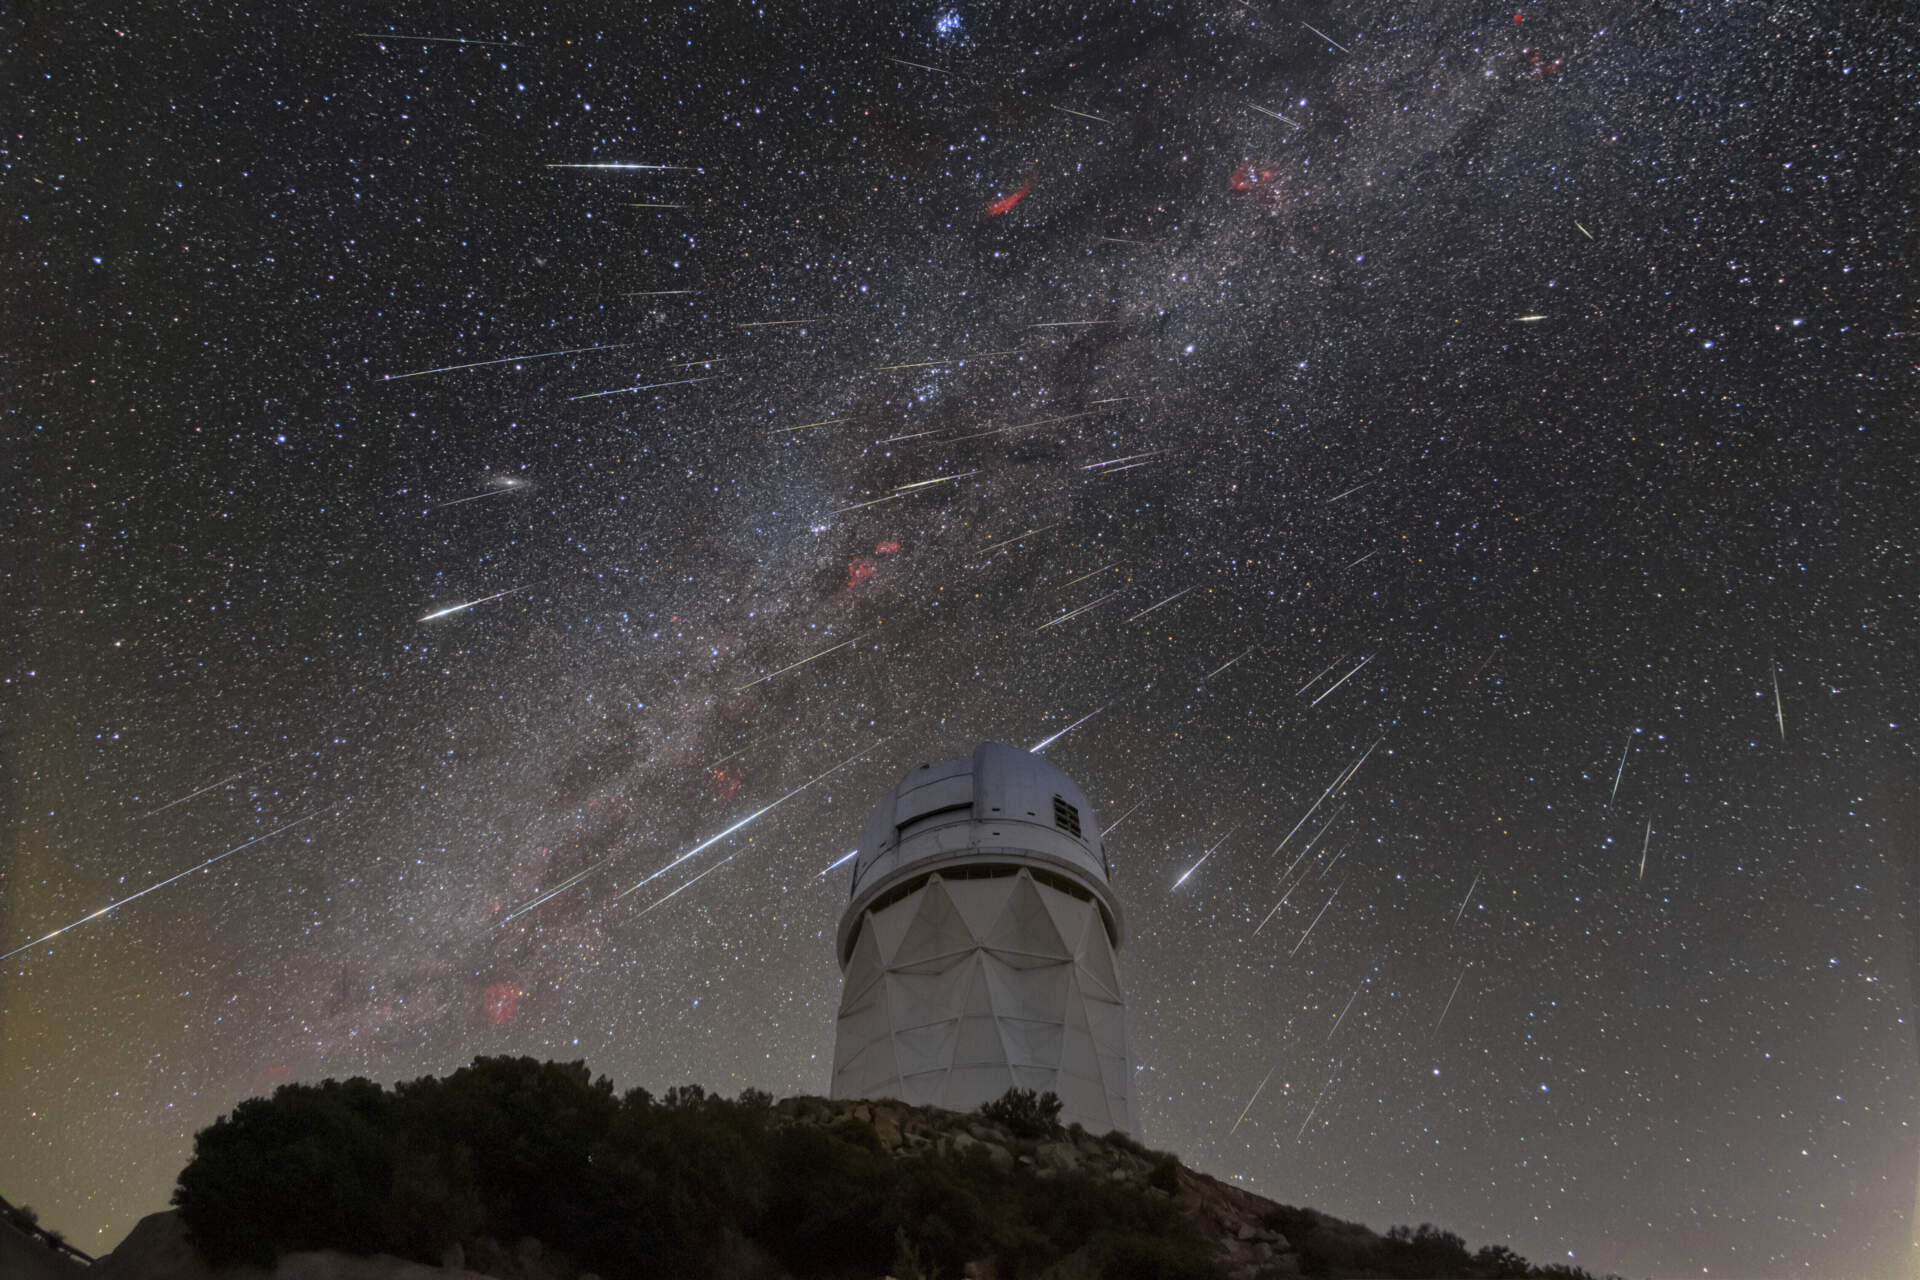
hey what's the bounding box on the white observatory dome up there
[830,742,1135,1136]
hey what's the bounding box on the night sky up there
[4,2,1916,1276]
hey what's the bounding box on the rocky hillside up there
[13,1059,1618,1280]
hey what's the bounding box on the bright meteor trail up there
[419,586,528,622]
[378,342,633,381]
[1030,703,1108,753]
[2,809,333,963]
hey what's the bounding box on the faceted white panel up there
[832,868,1135,1135]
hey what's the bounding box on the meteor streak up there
[624,290,698,297]
[1297,1061,1343,1139]
[1208,646,1258,680]
[1329,980,1364,1040]
[736,317,827,328]
[1576,221,1595,240]
[770,417,852,434]
[1101,796,1149,837]
[1435,962,1470,1032]
[1301,22,1353,52]
[1323,480,1373,503]
[569,374,720,401]
[133,773,244,821]
[615,740,885,898]
[1514,314,1549,323]
[1609,730,1633,806]
[1083,450,1165,471]
[1031,703,1108,753]
[1296,658,1343,696]
[1251,103,1301,128]
[1309,653,1374,706]
[620,854,735,912]
[419,586,527,622]
[873,349,1020,371]
[1229,1064,1278,1135]
[1454,871,1480,924]
[546,162,688,170]
[2,808,332,962]
[1639,818,1652,880]
[1060,561,1117,588]
[1174,827,1238,889]
[1126,584,1199,623]
[816,848,860,878]
[379,342,633,381]
[1772,661,1786,741]
[893,470,978,493]
[1290,878,1343,955]
[737,633,870,692]
[357,32,521,46]
[977,522,1065,557]
[1048,104,1112,124]
[888,56,968,78]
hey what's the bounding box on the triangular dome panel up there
[984,873,1071,963]
[867,895,919,965]
[893,878,979,972]
[944,875,1018,940]
[1076,926,1124,1003]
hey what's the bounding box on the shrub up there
[977,1086,1064,1139]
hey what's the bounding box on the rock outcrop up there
[771,1096,1301,1280]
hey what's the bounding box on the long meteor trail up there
[1297,1061,1343,1139]
[420,586,527,622]
[133,773,245,821]
[615,740,885,898]
[1454,871,1480,924]
[1127,584,1199,623]
[1291,878,1344,956]
[1609,730,1633,806]
[2,808,333,962]
[1229,1064,1278,1136]
[508,742,885,923]
[1036,589,1124,632]
[570,374,719,401]
[1174,827,1238,890]
[1309,654,1374,707]
[1031,703,1109,753]
[619,854,735,912]
[1772,662,1787,741]
[380,343,632,381]
[737,633,870,692]
[1435,962,1471,1032]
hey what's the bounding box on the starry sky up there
[4,2,1915,1276]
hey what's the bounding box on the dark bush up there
[977,1086,1064,1139]
[173,1076,396,1266]
[170,1060,1594,1280]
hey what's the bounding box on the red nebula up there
[1229,162,1280,192]
[874,539,901,555]
[482,983,521,1026]
[709,764,742,803]
[846,556,877,588]
[983,175,1035,216]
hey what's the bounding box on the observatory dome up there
[830,742,1135,1135]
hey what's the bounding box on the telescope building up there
[829,741,1135,1136]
